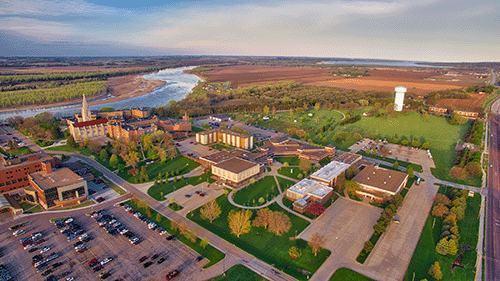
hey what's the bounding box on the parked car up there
[165,269,180,280]
[166,235,177,242]
[93,265,104,272]
[139,256,148,263]
[143,261,154,268]
[100,257,113,265]
[39,246,51,254]
[157,257,165,264]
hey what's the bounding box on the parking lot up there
[0,204,204,281]
[176,138,213,159]
[163,182,225,216]
[348,138,431,165]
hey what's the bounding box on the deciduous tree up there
[268,211,292,236]
[200,237,209,249]
[200,200,222,223]
[299,159,312,172]
[253,208,273,229]
[305,203,326,216]
[308,233,326,256]
[228,210,252,238]
[288,246,302,258]
[432,204,450,218]
[428,262,443,280]
[434,194,452,206]
[123,151,140,169]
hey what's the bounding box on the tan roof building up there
[335,152,362,165]
[212,157,260,185]
[352,165,409,201]
[196,129,254,150]
[27,168,88,209]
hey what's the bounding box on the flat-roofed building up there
[209,115,231,122]
[26,168,88,209]
[335,152,362,165]
[310,160,351,187]
[199,149,248,167]
[258,134,335,162]
[0,152,55,193]
[212,157,260,184]
[196,129,253,150]
[286,179,333,213]
[352,165,409,201]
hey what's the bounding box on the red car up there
[166,269,180,280]
[139,256,148,263]
[88,258,97,265]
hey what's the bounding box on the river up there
[0,66,202,120]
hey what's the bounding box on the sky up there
[0,0,499,62]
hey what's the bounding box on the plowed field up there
[435,94,491,112]
[202,65,485,94]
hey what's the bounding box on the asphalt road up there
[486,115,500,281]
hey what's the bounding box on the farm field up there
[434,93,491,112]
[201,65,486,94]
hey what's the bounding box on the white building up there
[309,160,351,187]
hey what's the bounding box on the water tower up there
[393,86,407,111]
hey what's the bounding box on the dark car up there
[166,235,177,242]
[29,247,39,253]
[143,261,154,268]
[157,258,165,264]
[196,256,204,262]
[96,197,106,203]
[52,262,63,269]
[151,254,159,260]
[41,269,53,276]
[93,265,104,272]
[139,256,148,263]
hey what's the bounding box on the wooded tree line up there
[0,67,164,86]
[0,81,107,108]
[0,77,104,92]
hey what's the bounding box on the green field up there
[274,156,301,166]
[276,176,296,191]
[403,190,481,281]
[208,264,268,281]
[236,109,473,186]
[189,195,330,280]
[118,156,200,183]
[330,268,374,281]
[232,176,280,206]
[277,167,306,179]
[148,172,214,201]
[126,200,225,269]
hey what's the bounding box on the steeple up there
[81,94,91,122]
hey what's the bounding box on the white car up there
[39,246,51,254]
[65,277,74,281]
[13,229,25,236]
[100,257,113,265]
[64,218,74,224]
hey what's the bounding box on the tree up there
[299,159,312,172]
[411,140,421,148]
[434,194,452,206]
[448,239,458,255]
[315,102,321,110]
[202,123,210,129]
[450,166,466,180]
[401,140,409,146]
[435,238,450,255]
[137,199,149,210]
[450,205,466,220]
[156,213,161,223]
[109,154,119,169]
[268,211,292,236]
[288,246,302,258]
[308,233,326,256]
[407,166,414,178]
[140,166,148,182]
[364,241,374,253]
[296,129,306,138]
[422,143,430,150]
[253,208,273,229]
[123,151,140,169]
[228,209,252,238]
[263,105,270,114]
[67,135,76,148]
[465,162,481,178]
[200,237,209,249]
[297,173,304,180]
[305,203,326,216]
[100,149,109,161]
[432,204,449,218]
[429,262,443,280]
[391,138,399,144]
[345,180,360,196]
[200,200,222,223]
[283,162,289,168]
[393,161,399,169]
[422,111,430,121]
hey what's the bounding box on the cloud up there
[0,0,124,16]
[0,17,78,41]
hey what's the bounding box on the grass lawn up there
[210,143,235,150]
[189,195,330,280]
[48,201,95,211]
[208,264,268,281]
[168,202,184,211]
[126,200,225,269]
[192,126,206,133]
[19,201,36,210]
[148,172,214,201]
[118,156,200,183]
[233,176,280,206]
[276,176,296,191]
[330,268,374,281]
[403,190,481,281]
[1,146,34,156]
[277,167,306,180]
[46,144,94,156]
[274,156,301,166]
[24,205,43,214]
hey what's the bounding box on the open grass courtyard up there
[232,176,280,206]
[189,195,330,280]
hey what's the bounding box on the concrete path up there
[227,190,276,210]
[275,193,313,223]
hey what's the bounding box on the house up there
[212,157,260,185]
[352,165,409,201]
[310,160,351,187]
[25,167,88,209]
[285,179,333,213]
